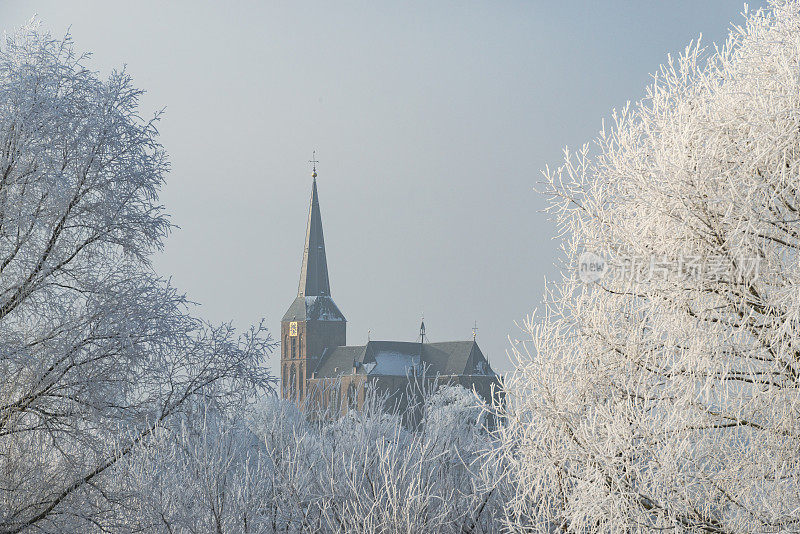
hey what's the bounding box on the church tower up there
[281,164,346,402]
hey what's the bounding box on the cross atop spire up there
[309,150,319,178]
[297,165,330,297]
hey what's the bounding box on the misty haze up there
[3,1,800,533]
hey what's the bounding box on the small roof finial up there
[309,150,319,179]
[472,320,478,340]
[419,314,427,343]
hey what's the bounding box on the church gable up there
[422,341,494,376]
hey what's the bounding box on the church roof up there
[298,178,331,298]
[313,340,495,379]
[281,295,346,322]
[313,345,366,376]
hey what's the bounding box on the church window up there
[289,365,297,400]
[348,382,358,408]
[299,370,305,400]
[291,337,296,358]
[329,382,340,413]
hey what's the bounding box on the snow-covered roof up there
[312,340,495,379]
[371,351,421,376]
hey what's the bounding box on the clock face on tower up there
[289,322,298,337]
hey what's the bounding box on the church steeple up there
[298,176,330,297]
[281,157,346,404]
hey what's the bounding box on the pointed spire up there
[298,172,331,297]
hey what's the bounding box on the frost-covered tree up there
[499,2,800,532]
[0,22,272,533]
[117,387,504,534]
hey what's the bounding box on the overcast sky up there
[1,1,762,375]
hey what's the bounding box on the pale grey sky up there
[1,1,761,375]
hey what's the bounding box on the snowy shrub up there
[423,384,490,455]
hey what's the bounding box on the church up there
[280,164,500,417]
